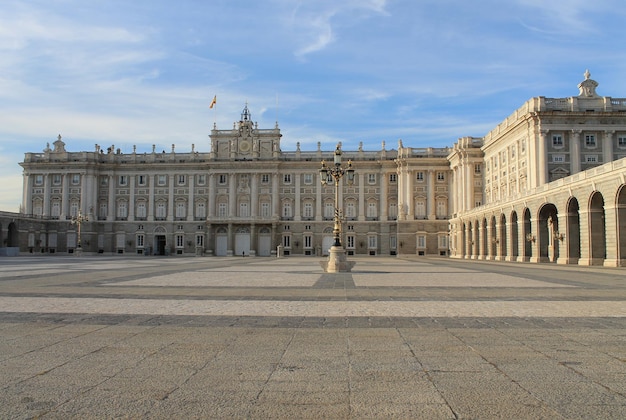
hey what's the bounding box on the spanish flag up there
[209,95,217,109]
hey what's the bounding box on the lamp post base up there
[320,246,356,273]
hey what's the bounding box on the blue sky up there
[1,0,625,211]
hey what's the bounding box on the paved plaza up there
[0,255,625,419]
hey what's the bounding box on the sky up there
[1,0,625,212]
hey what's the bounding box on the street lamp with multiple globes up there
[71,209,89,251]
[319,143,356,272]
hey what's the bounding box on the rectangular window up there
[303,202,313,218]
[368,235,377,249]
[368,174,376,184]
[282,202,292,218]
[158,175,167,186]
[324,203,334,219]
[417,235,426,249]
[367,202,377,218]
[136,202,146,218]
[474,164,481,174]
[345,202,356,218]
[197,174,206,185]
[100,176,108,186]
[156,202,166,219]
[119,175,128,186]
[585,155,598,163]
[196,234,204,247]
[346,235,355,249]
[585,134,596,148]
[72,174,80,185]
[437,172,445,181]
[261,202,270,218]
[389,173,397,183]
[261,174,270,184]
[282,235,291,248]
[240,202,249,217]
[618,136,626,148]
[416,172,424,181]
[178,175,186,185]
[303,174,313,185]
[218,174,227,185]
[117,202,128,218]
[176,234,184,248]
[283,174,292,184]
[552,134,563,147]
[552,154,565,163]
[137,175,146,186]
[304,235,312,248]
[34,175,43,185]
[52,174,62,185]
[218,203,227,217]
[196,202,206,219]
[136,234,145,248]
[176,202,186,218]
[438,235,449,249]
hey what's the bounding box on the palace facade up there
[11,71,626,266]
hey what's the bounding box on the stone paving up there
[0,255,625,419]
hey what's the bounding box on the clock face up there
[239,140,251,152]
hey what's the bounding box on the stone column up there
[272,173,279,218]
[23,173,32,215]
[108,175,116,221]
[397,165,405,220]
[465,222,472,259]
[167,174,175,221]
[407,169,414,219]
[358,172,365,220]
[556,212,572,265]
[486,219,495,260]
[315,173,322,221]
[208,174,215,218]
[538,130,548,186]
[250,174,258,218]
[571,130,581,174]
[294,173,301,221]
[229,174,236,218]
[530,217,541,263]
[188,175,195,220]
[43,174,50,217]
[380,171,388,221]
[427,170,435,220]
[603,130,615,164]
[577,209,591,265]
[128,175,135,220]
[147,174,155,221]
[61,174,69,219]
[603,203,618,267]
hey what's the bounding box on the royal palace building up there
[7,71,626,266]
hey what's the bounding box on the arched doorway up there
[489,216,497,259]
[617,186,626,266]
[538,204,558,262]
[566,197,581,264]
[461,223,466,257]
[215,227,228,256]
[510,211,519,260]
[589,191,606,265]
[153,226,167,256]
[523,208,532,261]
[481,218,488,259]
[234,227,251,256]
[499,213,507,259]
[258,227,272,257]
[7,222,18,247]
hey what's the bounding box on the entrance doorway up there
[155,235,166,255]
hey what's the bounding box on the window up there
[282,235,291,248]
[324,203,334,219]
[303,174,313,185]
[388,203,397,219]
[585,134,596,148]
[137,175,146,186]
[261,174,270,184]
[34,175,43,185]
[552,154,565,163]
[197,174,206,185]
[99,203,107,219]
[367,202,377,218]
[303,202,313,218]
[158,175,167,186]
[100,176,108,186]
[618,136,626,148]
[474,164,481,174]
[437,172,445,181]
[304,235,312,248]
[119,175,128,186]
[552,134,563,148]
[218,174,227,185]
[282,202,292,218]
[416,172,424,181]
[367,174,376,184]
[283,174,292,184]
[436,199,447,218]
[136,202,147,218]
[136,234,144,248]
[368,235,377,249]
[345,202,356,218]
[176,202,186,218]
[585,155,598,163]
[239,202,249,217]
[196,234,204,247]
[415,200,426,218]
[196,202,206,219]
[390,236,397,250]
[176,234,184,248]
[52,174,62,185]
[72,174,80,185]
[346,235,355,249]
[138,224,144,230]
[178,175,186,185]
[117,201,128,219]
[51,201,60,218]
[218,203,227,217]
[438,235,449,249]
[156,202,166,219]
[389,173,397,183]
[417,235,426,249]
[305,225,312,230]
[261,202,270,218]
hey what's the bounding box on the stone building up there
[12,71,626,266]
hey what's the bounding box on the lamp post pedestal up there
[320,245,356,273]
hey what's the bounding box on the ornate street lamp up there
[71,209,89,251]
[319,143,356,272]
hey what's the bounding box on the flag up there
[209,95,217,109]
